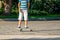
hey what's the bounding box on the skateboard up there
[19,28,32,32]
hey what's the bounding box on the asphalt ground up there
[0,19,60,39]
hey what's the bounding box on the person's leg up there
[23,10,28,28]
[18,10,23,28]
[25,20,28,27]
[18,20,22,28]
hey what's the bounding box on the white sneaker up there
[18,26,22,31]
[25,27,32,31]
[25,27,30,30]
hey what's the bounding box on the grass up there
[0,14,60,19]
[29,14,60,18]
[0,15,18,19]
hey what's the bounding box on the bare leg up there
[18,20,22,27]
[25,20,28,27]
[18,20,23,31]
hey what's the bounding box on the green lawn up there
[0,14,60,19]
[0,15,18,18]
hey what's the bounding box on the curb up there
[0,17,60,21]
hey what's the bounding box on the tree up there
[0,0,2,8]
[4,0,12,15]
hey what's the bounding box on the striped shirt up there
[19,0,30,10]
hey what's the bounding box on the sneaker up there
[18,26,22,31]
[25,27,30,30]
[25,27,32,31]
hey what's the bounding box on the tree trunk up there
[0,0,2,8]
[4,0,12,15]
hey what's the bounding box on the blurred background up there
[0,0,60,35]
[0,0,60,19]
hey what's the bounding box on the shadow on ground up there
[1,37,60,40]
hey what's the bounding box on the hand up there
[18,8,20,12]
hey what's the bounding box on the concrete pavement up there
[0,35,60,39]
[0,19,60,39]
[0,20,60,35]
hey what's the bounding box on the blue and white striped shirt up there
[19,0,30,10]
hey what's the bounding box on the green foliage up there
[29,10,49,16]
[11,6,18,15]
[0,8,4,15]
[30,0,60,15]
[1,0,60,16]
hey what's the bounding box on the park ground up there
[0,18,60,40]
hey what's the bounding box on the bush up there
[40,11,49,15]
[29,9,49,16]
[0,8,4,15]
[11,5,18,15]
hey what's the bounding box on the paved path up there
[0,20,60,39]
[0,35,60,39]
[0,20,60,35]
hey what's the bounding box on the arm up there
[18,2,20,12]
[28,0,30,8]
[28,2,30,8]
